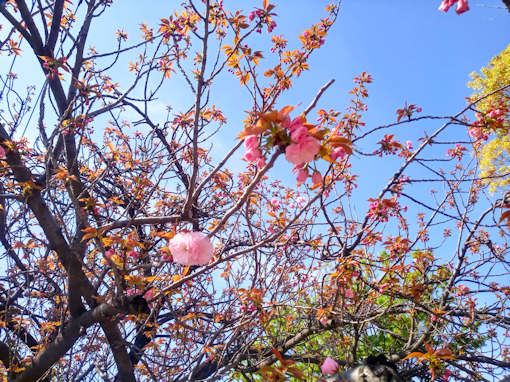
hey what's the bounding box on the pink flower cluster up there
[0,145,5,158]
[438,0,469,14]
[248,9,277,33]
[321,357,339,375]
[367,198,400,223]
[486,108,505,121]
[244,135,266,168]
[168,231,214,266]
[446,143,467,161]
[284,116,320,165]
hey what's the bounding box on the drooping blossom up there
[0,145,5,158]
[295,167,308,183]
[438,0,469,14]
[455,0,469,13]
[244,135,265,168]
[168,231,214,266]
[312,171,322,185]
[321,357,339,375]
[271,198,281,209]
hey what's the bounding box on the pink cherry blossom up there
[244,134,259,150]
[284,115,320,165]
[344,288,355,299]
[282,115,304,133]
[438,0,456,12]
[321,357,339,375]
[290,125,308,143]
[244,135,265,167]
[296,167,308,183]
[456,0,469,14]
[468,126,488,141]
[438,0,469,14]
[312,171,322,185]
[0,146,5,158]
[271,198,281,209]
[285,135,320,164]
[487,109,503,119]
[169,231,214,266]
[330,146,346,161]
[128,250,139,258]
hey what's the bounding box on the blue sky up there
[3,0,508,143]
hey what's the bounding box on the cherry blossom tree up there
[0,1,508,381]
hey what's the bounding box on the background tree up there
[0,1,508,382]
[468,44,510,194]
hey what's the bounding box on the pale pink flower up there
[244,148,259,162]
[406,140,413,150]
[312,171,322,185]
[438,0,456,12]
[169,231,214,266]
[244,135,265,167]
[468,127,487,141]
[296,167,308,183]
[271,198,281,209]
[456,0,469,14]
[330,146,346,161]
[144,289,155,300]
[487,109,503,119]
[438,0,469,14]
[321,357,339,375]
[0,146,5,158]
[244,135,259,150]
[285,136,320,164]
[284,118,320,165]
[290,125,308,143]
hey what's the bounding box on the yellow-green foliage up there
[468,44,510,193]
[479,136,510,193]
